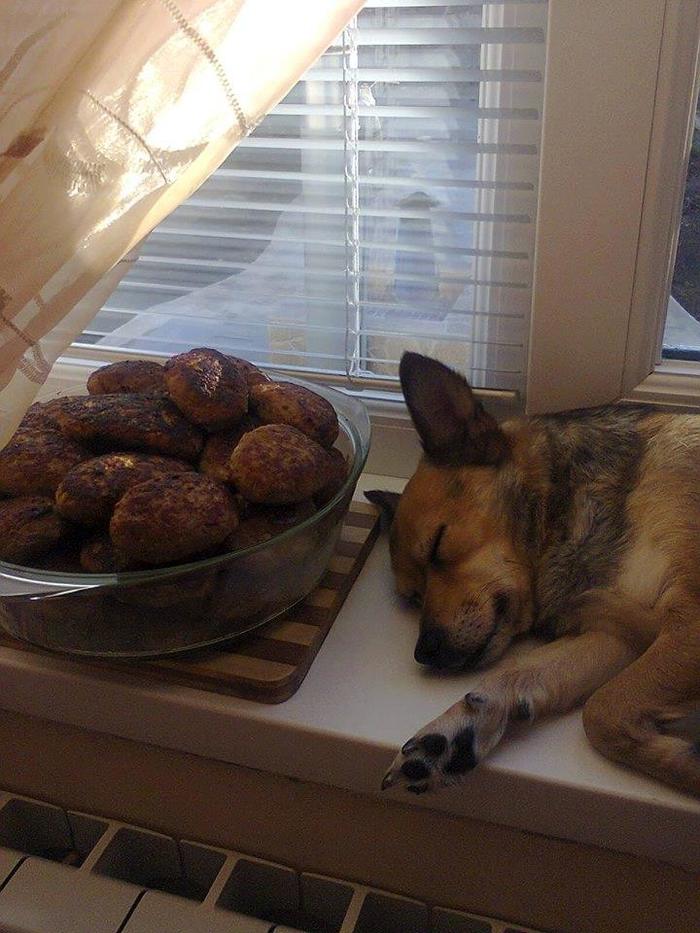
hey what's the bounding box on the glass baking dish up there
[0,377,370,659]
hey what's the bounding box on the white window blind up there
[78,0,547,394]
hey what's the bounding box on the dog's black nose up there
[414,627,446,666]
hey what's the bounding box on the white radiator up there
[0,790,541,933]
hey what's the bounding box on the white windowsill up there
[624,356,700,410]
[0,470,698,872]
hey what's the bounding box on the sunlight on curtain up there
[0,0,365,444]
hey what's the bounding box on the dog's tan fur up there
[374,354,700,797]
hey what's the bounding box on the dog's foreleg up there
[382,629,638,794]
[583,621,700,796]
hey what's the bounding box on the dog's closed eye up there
[429,524,447,566]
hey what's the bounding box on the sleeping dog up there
[369,352,700,797]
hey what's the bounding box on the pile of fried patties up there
[0,349,347,572]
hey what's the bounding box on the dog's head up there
[367,353,535,671]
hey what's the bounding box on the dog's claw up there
[381,758,435,795]
[381,771,396,791]
[401,739,418,755]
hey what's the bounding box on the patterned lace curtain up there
[0,0,365,445]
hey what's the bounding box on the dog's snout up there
[415,622,498,671]
[414,627,447,666]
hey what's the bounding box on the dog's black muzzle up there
[414,627,468,670]
[414,626,495,671]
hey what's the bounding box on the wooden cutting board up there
[0,501,380,704]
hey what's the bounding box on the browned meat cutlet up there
[249,381,339,448]
[87,360,165,395]
[16,400,65,431]
[199,416,259,483]
[52,393,204,462]
[80,535,136,573]
[229,423,333,504]
[30,539,84,573]
[223,500,317,552]
[0,420,92,496]
[110,473,239,566]
[56,452,193,526]
[164,348,248,431]
[314,447,349,507]
[0,496,71,564]
[225,355,270,389]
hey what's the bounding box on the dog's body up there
[373,353,700,797]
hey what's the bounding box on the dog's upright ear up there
[365,489,400,529]
[399,352,509,467]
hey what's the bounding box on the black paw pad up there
[419,733,448,757]
[401,760,431,781]
[692,740,700,756]
[443,727,477,774]
[406,784,429,795]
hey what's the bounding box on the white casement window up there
[64,0,700,420]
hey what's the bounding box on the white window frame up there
[55,1,700,473]
[528,0,700,414]
[624,0,700,406]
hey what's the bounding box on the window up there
[75,0,547,398]
[68,1,700,417]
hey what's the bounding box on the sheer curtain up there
[0,0,365,444]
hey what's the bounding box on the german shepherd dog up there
[369,353,700,797]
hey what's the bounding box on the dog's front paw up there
[381,692,510,794]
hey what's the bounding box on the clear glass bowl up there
[0,378,370,658]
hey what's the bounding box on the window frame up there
[624,0,700,406]
[527,0,700,414]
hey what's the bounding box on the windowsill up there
[626,358,700,409]
[0,472,698,872]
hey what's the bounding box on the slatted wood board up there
[0,502,380,703]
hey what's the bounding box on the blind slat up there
[353,356,521,374]
[126,262,529,291]
[304,67,543,82]
[236,137,538,155]
[353,27,545,45]
[150,226,531,261]
[364,0,545,7]
[272,103,539,119]
[364,0,546,6]
[132,252,530,279]
[184,197,532,223]
[213,168,535,191]
[104,287,528,319]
